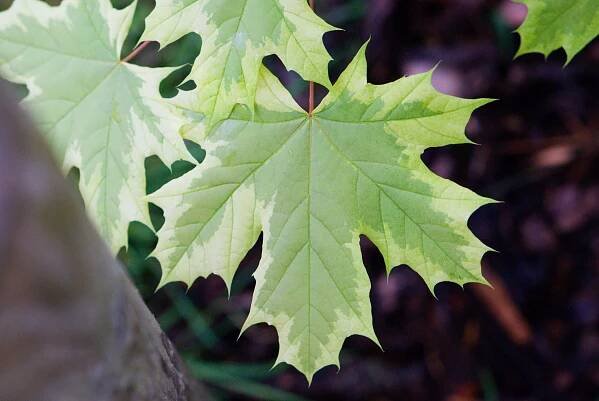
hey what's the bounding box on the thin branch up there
[121,41,151,64]
[474,265,532,345]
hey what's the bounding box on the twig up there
[474,264,532,345]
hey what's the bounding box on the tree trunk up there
[0,83,212,401]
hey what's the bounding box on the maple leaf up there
[0,0,192,252]
[142,0,336,129]
[515,0,599,62]
[149,43,494,381]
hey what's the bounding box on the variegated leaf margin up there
[142,0,337,129]
[515,0,599,62]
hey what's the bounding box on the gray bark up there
[0,83,211,401]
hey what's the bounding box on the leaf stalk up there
[122,41,150,64]
[308,0,315,116]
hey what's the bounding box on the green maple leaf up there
[0,0,192,252]
[150,43,494,381]
[142,0,336,129]
[515,0,599,62]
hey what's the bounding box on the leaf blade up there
[151,42,494,380]
[143,0,337,128]
[0,0,192,252]
[515,0,599,62]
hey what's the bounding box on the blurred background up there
[2,0,598,400]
